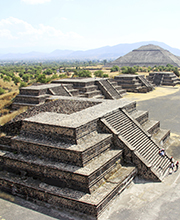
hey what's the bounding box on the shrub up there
[122,67,136,74]
[51,74,59,80]
[20,81,27,88]
[13,77,21,85]
[173,68,180,77]
[22,74,30,82]
[73,70,92,78]
[103,74,109,78]
[0,87,5,95]
[44,68,53,75]
[94,70,104,77]
[3,76,11,82]
[110,65,120,72]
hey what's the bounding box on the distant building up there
[105,44,180,67]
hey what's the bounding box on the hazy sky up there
[0,0,180,53]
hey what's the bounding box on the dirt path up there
[124,85,180,102]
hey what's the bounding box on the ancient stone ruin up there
[105,44,180,67]
[12,78,126,109]
[114,74,154,93]
[0,80,173,218]
[146,72,180,86]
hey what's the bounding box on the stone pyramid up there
[106,44,180,67]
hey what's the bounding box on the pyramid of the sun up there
[105,44,180,67]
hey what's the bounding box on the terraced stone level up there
[12,133,112,167]
[0,148,122,193]
[0,166,137,217]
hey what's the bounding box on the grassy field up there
[0,78,20,125]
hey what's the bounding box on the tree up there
[122,67,136,74]
[173,68,180,77]
[110,65,120,72]
[3,76,11,82]
[103,73,109,78]
[20,81,27,88]
[73,70,92,78]
[13,76,21,85]
[22,74,30,82]
[103,60,107,65]
[44,69,53,75]
[94,70,104,77]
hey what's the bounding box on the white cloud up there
[21,0,51,5]
[61,17,67,21]
[0,17,83,50]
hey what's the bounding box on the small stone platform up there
[146,72,180,86]
[114,75,154,93]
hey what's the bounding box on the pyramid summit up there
[106,44,180,67]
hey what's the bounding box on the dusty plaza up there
[0,81,180,220]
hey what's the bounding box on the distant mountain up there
[0,41,180,61]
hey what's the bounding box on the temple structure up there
[0,79,173,219]
[105,44,180,67]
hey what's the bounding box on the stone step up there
[130,110,149,125]
[97,80,121,100]
[116,88,126,95]
[11,133,113,167]
[0,166,137,218]
[83,90,102,98]
[0,149,122,194]
[122,101,137,113]
[142,120,160,135]
[68,89,79,96]
[14,94,49,104]
[79,85,99,93]
[152,129,170,145]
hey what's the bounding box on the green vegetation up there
[121,67,137,74]
[119,64,180,76]
[94,70,109,78]
[110,65,120,72]
[0,87,5,95]
[0,60,179,97]
[72,69,92,77]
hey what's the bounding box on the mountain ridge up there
[0,41,180,61]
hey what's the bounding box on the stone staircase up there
[100,108,171,181]
[138,75,154,91]
[0,109,137,218]
[114,75,154,93]
[97,79,122,99]
[108,79,126,96]
[147,72,180,86]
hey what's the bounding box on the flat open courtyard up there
[1,85,180,220]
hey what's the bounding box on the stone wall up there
[0,98,101,135]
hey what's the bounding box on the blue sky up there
[0,0,180,53]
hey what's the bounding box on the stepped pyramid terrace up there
[12,78,126,109]
[0,78,175,219]
[146,72,180,86]
[105,44,180,67]
[114,74,155,93]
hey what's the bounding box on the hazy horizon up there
[1,0,180,54]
